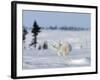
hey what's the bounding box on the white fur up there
[52,41,72,56]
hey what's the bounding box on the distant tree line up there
[41,26,90,31]
[24,20,90,31]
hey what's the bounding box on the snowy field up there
[23,30,91,69]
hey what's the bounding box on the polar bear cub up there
[52,41,72,56]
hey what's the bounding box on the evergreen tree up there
[23,27,28,41]
[30,20,41,47]
[43,41,48,49]
[38,45,41,50]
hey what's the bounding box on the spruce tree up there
[23,27,28,41]
[30,20,41,47]
[43,41,48,49]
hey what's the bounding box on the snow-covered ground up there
[23,30,91,69]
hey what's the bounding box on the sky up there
[23,10,91,28]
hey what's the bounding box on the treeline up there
[24,20,90,31]
[41,26,90,31]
